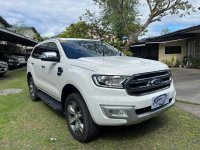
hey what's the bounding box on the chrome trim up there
[125,70,172,96]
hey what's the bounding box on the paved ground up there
[176,102,200,118]
[171,68,200,104]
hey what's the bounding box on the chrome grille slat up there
[125,70,171,96]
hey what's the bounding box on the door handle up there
[31,62,34,65]
[57,67,63,76]
[41,65,45,68]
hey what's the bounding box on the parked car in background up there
[0,60,8,77]
[0,52,26,69]
[14,55,27,66]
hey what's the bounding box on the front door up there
[38,42,61,100]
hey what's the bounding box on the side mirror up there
[40,52,60,62]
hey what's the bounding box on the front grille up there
[124,70,172,96]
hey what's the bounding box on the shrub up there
[175,59,181,67]
[191,57,200,68]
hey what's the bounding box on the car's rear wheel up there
[65,93,99,142]
[28,77,39,101]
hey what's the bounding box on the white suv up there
[27,38,176,142]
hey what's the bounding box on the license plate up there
[151,94,169,110]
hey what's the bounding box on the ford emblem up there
[150,78,162,86]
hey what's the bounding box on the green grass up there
[0,68,200,150]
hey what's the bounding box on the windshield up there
[60,40,121,59]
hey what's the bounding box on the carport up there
[0,27,38,47]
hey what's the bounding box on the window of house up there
[165,46,181,54]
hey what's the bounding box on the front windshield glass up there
[60,40,121,59]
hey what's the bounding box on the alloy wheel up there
[67,100,84,136]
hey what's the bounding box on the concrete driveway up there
[171,68,200,104]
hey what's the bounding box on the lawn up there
[0,68,200,150]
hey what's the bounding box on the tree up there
[161,27,170,35]
[59,21,103,39]
[84,0,194,42]
[80,10,106,39]
[11,20,27,35]
[84,0,140,39]
[34,33,43,42]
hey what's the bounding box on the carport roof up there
[132,25,200,47]
[0,27,38,46]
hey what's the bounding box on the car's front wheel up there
[65,93,99,142]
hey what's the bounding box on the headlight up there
[92,75,130,89]
[8,59,14,62]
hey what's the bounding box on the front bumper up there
[84,83,176,126]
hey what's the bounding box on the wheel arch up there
[61,84,84,112]
[27,72,32,84]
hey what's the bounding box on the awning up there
[0,27,38,46]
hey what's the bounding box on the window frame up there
[165,46,182,54]
[31,42,60,60]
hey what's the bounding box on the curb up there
[176,99,200,106]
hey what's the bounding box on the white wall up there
[0,22,5,28]
[158,39,187,61]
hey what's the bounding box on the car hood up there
[69,56,169,75]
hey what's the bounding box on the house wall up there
[22,29,36,39]
[0,22,5,28]
[195,34,200,57]
[158,39,187,61]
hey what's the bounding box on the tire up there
[65,93,99,142]
[28,77,39,101]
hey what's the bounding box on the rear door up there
[29,45,46,88]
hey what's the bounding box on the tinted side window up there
[32,46,39,58]
[37,43,49,58]
[48,42,60,58]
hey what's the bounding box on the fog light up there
[101,105,133,119]
[110,109,127,117]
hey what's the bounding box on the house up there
[0,16,11,28]
[7,27,38,40]
[0,16,38,55]
[130,25,200,62]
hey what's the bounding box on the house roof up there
[132,25,200,46]
[0,16,11,28]
[7,26,38,34]
[0,27,38,46]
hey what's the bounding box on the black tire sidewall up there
[28,77,39,101]
[65,93,98,142]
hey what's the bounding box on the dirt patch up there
[0,88,23,96]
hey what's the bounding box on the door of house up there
[188,41,196,57]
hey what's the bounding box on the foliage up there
[90,0,141,39]
[191,57,200,68]
[162,59,171,67]
[58,21,106,39]
[182,55,193,67]
[83,0,194,41]
[161,27,170,35]
[80,10,107,38]
[108,39,134,56]
[34,33,43,42]
[58,21,92,39]
[162,55,176,67]
[175,59,181,67]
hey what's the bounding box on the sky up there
[0,0,199,39]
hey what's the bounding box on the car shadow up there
[40,100,170,142]
[97,114,170,141]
